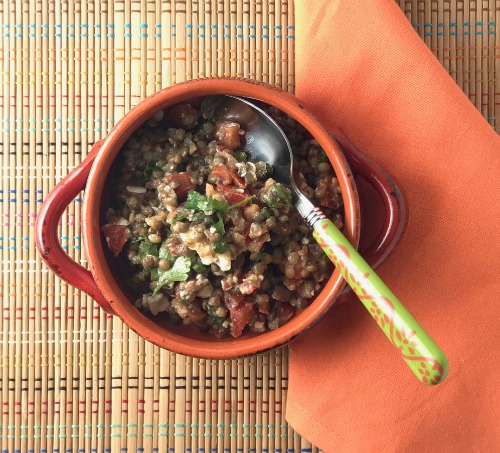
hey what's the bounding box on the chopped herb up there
[150,267,159,281]
[208,306,226,325]
[274,184,292,204]
[159,245,174,262]
[172,210,205,224]
[185,190,228,212]
[153,256,191,295]
[236,151,248,163]
[192,256,206,274]
[212,212,225,236]
[213,241,228,254]
[192,212,206,223]
[144,160,160,178]
[185,190,254,215]
[131,234,148,244]
[172,211,189,223]
[138,239,159,259]
[210,315,226,326]
[262,183,292,208]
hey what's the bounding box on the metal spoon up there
[205,95,448,385]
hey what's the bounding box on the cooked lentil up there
[102,99,344,338]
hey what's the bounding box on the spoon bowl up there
[206,95,448,385]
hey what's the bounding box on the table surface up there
[0,1,498,452]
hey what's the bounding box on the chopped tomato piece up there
[222,279,235,292]
[224,291,254,338]
[164,172,196,199]
[214,120,242,150]
[215,184,250,204]
[165,104,198,129]
[211,165,245,188]
[211,165,233,184]
[101,224,127,257]
[211,165,234,185]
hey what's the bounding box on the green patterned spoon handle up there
[303,206,448,384]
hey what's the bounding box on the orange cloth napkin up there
[287,1,500,451]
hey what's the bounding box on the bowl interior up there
[85,79,360,357]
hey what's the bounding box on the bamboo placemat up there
[0,1,498,452]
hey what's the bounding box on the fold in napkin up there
[287,0,500,451]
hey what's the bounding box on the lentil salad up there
[101,99,344,338]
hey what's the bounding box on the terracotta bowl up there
[35,78,406,358]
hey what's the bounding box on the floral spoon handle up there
[302,202,448,385]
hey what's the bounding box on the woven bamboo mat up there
[0,1,498,452]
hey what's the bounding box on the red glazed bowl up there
[35,78,406,358]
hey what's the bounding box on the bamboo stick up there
[26,0,42,449]
[155,0,162,91]
[209,0,216,78]
[189,0,199,80]
[14,0,25,451]
[184,354,193,448]
[0,1,6,446]
[186,0,194,81]
[255,0,262,82]
[224,0,231,78]
[160,0,172,88]
[167,352,177,448]
[286,0,294,92]
[19,0,34,452]
[241,0,249,80]
[157,348,170,452]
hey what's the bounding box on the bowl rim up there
[82,77,361,358]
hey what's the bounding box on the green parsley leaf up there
[185,191,228,212]
[159,246,174,262]
[192,212,206,223]
[131,234,148,244]
[138,239,159,259]
[210,315,226,326]
[191,256,206,274]
[150,267,159,281]
[212,212,225,236]
[153,256,191,295]
[213,241,228,254]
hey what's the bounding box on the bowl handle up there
[35,140,115,314]
[330,128,407,270]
